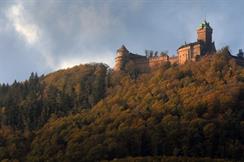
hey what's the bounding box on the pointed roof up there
[198,20,212,30]
[117,45,129,52]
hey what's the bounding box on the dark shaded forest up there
[103,156,233,162]
[0,48,243,162]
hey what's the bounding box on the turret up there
[197,20,213,44]
[197,20,216,54]
[114,45,129,71]
[237,49,244,58]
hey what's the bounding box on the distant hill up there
[0,47,243,162]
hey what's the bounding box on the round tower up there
[114,45,129,71]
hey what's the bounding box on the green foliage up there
[28,52,244,162]
[0,50,244,162]
[0,127,31,162]
[0,63,109,130]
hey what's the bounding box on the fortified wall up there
[114,45,178,71]
[114,20,243,72]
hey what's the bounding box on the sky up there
[0,0,244,83]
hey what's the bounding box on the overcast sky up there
[0,0,243,83]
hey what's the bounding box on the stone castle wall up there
[169,56,178,64]
[114,21,215,71]
[114,47,178,72]
[178,43,201,64]
[114,21,244,72]
[148,55,169,68]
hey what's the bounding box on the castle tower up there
[177,20,216,65]
[197,20,213,45]
[114,45,129,71]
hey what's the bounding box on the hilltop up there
[0,48,243,162]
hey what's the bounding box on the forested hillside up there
[0,63,109,130]
[0,48,243,162]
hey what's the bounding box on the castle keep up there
[114,20,216,71]
[178,21,216,64]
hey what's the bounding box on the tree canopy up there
[0,48,243,162]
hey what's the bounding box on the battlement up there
[114,46,177,71]
[114,20,244,72]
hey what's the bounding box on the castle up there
[114,20,217,71]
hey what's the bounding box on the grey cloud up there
[1,0,244,83]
